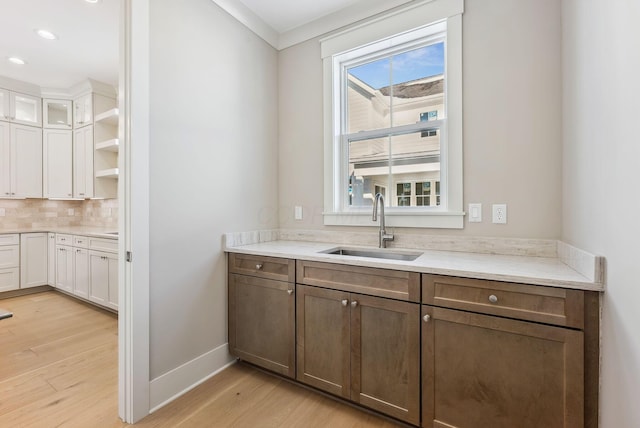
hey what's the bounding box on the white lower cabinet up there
[0,234,20,292]
[74,247,89,299]
[20,233,48,288]
[55,245,74,293]
[89,250,118,310]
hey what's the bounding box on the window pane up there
[347,58,391,133]
[390,132,440,207]
[388,42,445,128]
[348,136,389,207]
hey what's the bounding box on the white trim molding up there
[149,344,235,412]
[210,0,416,50]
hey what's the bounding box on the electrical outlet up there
[492,204,507,224]
[68,208,75,216]
[0,208,5,216]
[468,203,482,222]
[294,206,303,220]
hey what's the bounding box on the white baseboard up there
[149,343,235,412]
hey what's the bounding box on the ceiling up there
[0,0,414,91]
[0,0,119,90]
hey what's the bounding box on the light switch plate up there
[468,203,482,222]
[294,206,303,220]
[68,208,74,216]
[0,208,5,216]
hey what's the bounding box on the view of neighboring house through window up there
[343,28,445,208]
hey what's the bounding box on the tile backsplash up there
[0,199,118,230]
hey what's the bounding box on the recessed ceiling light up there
[7,57,26,65]
[85,0,101,3]
[35,29,58,40]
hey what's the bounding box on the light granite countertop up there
[224,231,605,292]
[0,226,118,240]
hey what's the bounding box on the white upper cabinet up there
[43,129,73,198]
[43,99,72,129]
[73,93,92,128]
[0,89,42,127]
[0,122,42,198]
[73,125,94,199]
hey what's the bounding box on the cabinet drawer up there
[297,261,420,302]
[73,235,89,248]
[0,234,19,246]
[0,245,19,269]
[0,267,20,292]
[422,275,584,329]
[88,237,118,253]
[229,253,295,283]
[56,234,73,245]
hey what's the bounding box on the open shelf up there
[96,138,119,152]
[94,108,119,126]
[95,168,119,179]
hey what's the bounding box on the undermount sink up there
[320,247,422,262]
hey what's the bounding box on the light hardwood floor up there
[0,291,400,427]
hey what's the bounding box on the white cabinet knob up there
[423,314,431,322]
[351,300,358,308]
[287,289,293,295]
[341,299,348,307]
[255,264,263,270]
[489,294,498,303]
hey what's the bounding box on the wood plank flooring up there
[0,291,400,427]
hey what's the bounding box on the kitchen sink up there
[320,247,422,262]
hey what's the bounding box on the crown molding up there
[211,0,417,51]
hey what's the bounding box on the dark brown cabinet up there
[297,284,420,425]
[421,274,593,428]
[228,254,295,378]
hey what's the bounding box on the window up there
[321,0,464,228]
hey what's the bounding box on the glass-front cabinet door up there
[74,93,92,128]
[11,92,42,126]
[0,89,10,121]
[43,99,72,129]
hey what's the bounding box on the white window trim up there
[321,0,464,229]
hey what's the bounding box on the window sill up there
[323,211,465,229]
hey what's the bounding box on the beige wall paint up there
[278,0,562,238]
[148,0,279,379]
[562,0,640,426]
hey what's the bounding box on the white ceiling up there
[0,0,413,91]
[237,0,362,33]
[0,0,119,90]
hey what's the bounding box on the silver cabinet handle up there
[423,314,431,322]
[351,300,358,308]
[341,299,348,307]
[255,264,263,270]
[287,289,293,295]
[489,294,498,303]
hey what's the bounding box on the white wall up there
[147,0,278,383]
[278,0,563,238]
[562,0,640,426]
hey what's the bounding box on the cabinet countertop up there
[0,227,118,240]
[225,240,604,292]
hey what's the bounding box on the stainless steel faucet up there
[372,193,394,248]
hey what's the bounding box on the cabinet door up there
[296,284,351,398]
[0,121,11,197]
[73,125,94,198]
[229,273,295,377]
[43,130,73,198]
[422,306,584,428]
[20,233,48,288]
[0,268,19,292]
[74,247,89,299]
[89,250,109,306]
[11,92,41,126]
[351,294,420,425]
[47,233,56,285]
[55,245,74,293]
[74,94,92,128]
[106,252,118,310]
[43,99,72,129]
[12,124,42,198]
[0,89,9,121]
